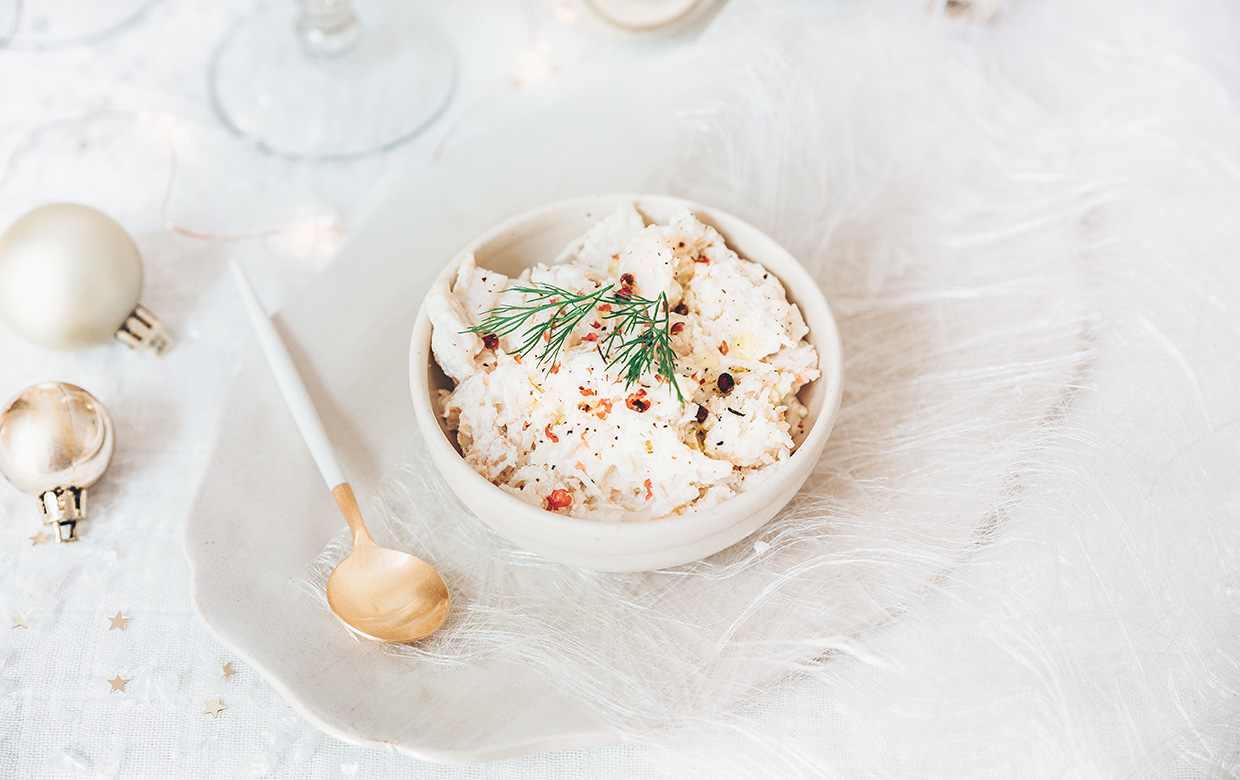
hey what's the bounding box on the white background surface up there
[3,0,1240,778]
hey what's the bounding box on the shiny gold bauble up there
[0,204,171,354]
[0,382,115,542]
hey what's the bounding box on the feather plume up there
[303,0,1240,773]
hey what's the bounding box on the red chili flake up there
[670,322,685,335]
[620,273,635,286]
[590,320,602,329]
[578,401,592,412]
[542,330,550,343]
[695,404,709,423]
[626,390,650,413]
[575,461,587,472]
[550,362,561,374]
[717,372,735,395]
[694,256,710,264]
[481,334,499,350]
[522,421,531,431]
[674,302,689,315]
[545,424,559,443]
[597,303,612,313]
[579,386,596,396]
[582,332,598,342]
[644,479,653,500]
[513,355,522,364]
[595,398,614,419]
[546,489,573,511]
[719,340,729,355]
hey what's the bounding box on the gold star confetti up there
[108,675,131,693]
[29,531,51,545]
[10,616,27,629]
[221,662,237,680]
[107,612,131,631]
[203,698,227,718]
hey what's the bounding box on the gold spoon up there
[230,261,450,643]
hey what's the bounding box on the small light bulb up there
[511,42,555,86]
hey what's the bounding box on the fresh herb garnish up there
[465,281,683,401]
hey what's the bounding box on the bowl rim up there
[409,193,843,546]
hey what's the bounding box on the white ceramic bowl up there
[410,194,843,572]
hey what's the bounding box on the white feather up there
[302,0,1240,774]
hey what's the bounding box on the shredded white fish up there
[428,205,819,520]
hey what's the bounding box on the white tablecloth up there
[3,0,1239,777]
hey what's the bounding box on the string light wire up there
[0,0,559,242]
[0,107,349,245]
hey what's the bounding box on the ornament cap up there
[39,487,84,542]
[115,304,172,355]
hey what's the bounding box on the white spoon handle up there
[229,260,346,490]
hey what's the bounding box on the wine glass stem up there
[296,0,360,58]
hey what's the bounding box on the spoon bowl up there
[325,485,450,643]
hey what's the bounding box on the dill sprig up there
[599,291,681,401]
[465,281,683,401]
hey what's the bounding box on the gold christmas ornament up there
[0,203,171,354]
[0,382,115,542]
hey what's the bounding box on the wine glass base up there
[586,0,701,30]
[208,0,456,161]
[3,0,160,49]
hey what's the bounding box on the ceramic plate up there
[183,90,1085,761]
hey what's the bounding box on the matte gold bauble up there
[0,204,171,354]
[0,382,115,542]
